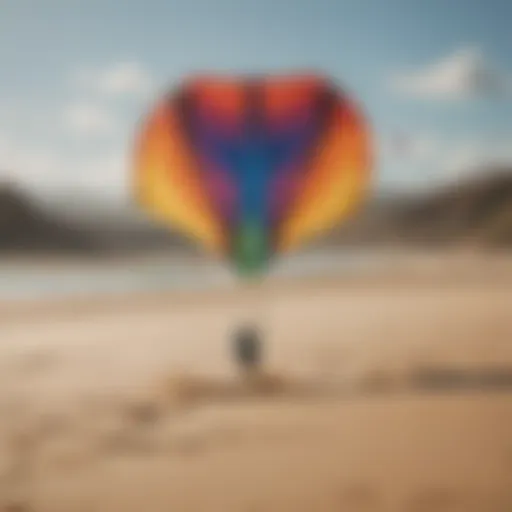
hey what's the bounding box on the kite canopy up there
[133,73,372,277]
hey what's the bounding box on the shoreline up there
[0,246,511,269]
[2,265,512,321]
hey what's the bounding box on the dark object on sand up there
[232,325,263,373]
[409,366,512,391]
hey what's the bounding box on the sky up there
[0,0,511,202]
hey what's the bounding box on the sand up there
[1,255,512,511]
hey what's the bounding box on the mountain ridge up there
[1,167,511,255]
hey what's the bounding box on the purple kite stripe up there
[269,161,305,222]
[199,158,237,222]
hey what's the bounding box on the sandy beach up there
[1,254,512,511]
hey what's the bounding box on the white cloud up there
[0,135,70,188]
[0,60,153,199]
[0,110,131,199]
[389,46,511,100]
[443,139,512,179]
[72,148,129,195]
[380,133,439,163]
[443,142,488,175]
[0,140,129,200]
[63,101,118,137]
[72,61,154,99]
[380,130,512,190]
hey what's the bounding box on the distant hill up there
[0,183,96,253]
[1,168,511,255]
[0,183,195,255]
[325,168,512,249]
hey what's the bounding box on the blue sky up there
[0,0,511,199]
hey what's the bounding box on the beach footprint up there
[406,486,466,512]
[339,482,381,511]
[1,502,33,512]
[474,488,512,512]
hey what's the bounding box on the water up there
[0,250,385,301]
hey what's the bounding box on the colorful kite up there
[133,73,372,277]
